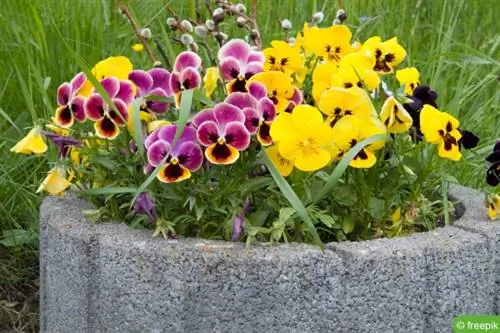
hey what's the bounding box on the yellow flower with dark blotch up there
[420,105,462,161]
[36,166,73,195]
[266,144,294,177]
[79,56,133,97]
[309,25,353,64]
[148,120,171,133]
[263,41,302,75]
[330,52,380,91]
[380,96,413,133]
[331,115,387,168]
[318,87,373,127]
[270,105,334,172]
[361,37,407,74]
[10,128,48,155]
[247,71,295,113]
[132,43,144,53]
[396,67,420,95]
[203,67,219,98]
[297,23,320,56]
[312,62,338,104]
[487,195,500,220]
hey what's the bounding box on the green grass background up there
[0,0,498,330]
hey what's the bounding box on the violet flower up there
[133,192,157,223]
[232,198,251,241]
[128,68,172,114]
[42,132,83,159]
[55,72,87,128]
[170,51,202,107]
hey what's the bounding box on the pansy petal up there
[220,57,241,81]
[213,102,245,126]
[99,77,120,98]
[244,61,263,77]
[176,141,203,171]
[157,124,177,144]
[218,39,251,62]
[266,145,293,176]
[116,80,135,104]
[129,70,153,96]
[257,122,273,146]
[290,88,303,105]
[145,87,169,114]
[85,94,105,120]
[144,128,160,149]
[225,92,258,110]
[57,83,71,106]
[248,81,267,100]
[55,106,74,128]
[205,142,240,165]
[486,163,500,186]
[248,51,265,64]
[158,163,191,183]
[258,97,276,121]
[486,150,500,164]
[149,68,172,95]
[242,108,260,134]
[197,121,219,146]
[109,98,129,125]
[147,140,171,167]
[224,121,250,150]
[174,51,202,72]
[191,108,215,128]
[174,126,198,148]
[71,96,86,122]
[170,72,182,94]
[181,67,202,90]
[70,72,87,94]
[95,117,120,139]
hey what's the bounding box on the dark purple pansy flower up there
[145,124,203,183]
[42,132,83,159]
[169,51,202,107]
[55,72,87,128]
[129,68,172,114]
[225,92,276,146]
[132,192,157,223]
[84,77,134,139]
[218,39,264,94]
[232,198,251,241]
[486,141,500,186]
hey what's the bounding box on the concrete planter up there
[40,185,499,333]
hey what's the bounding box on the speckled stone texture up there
[39,185,499,333]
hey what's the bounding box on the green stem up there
[441,173,450,226]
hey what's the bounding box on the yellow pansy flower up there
[203,67,219,98]
[265,144,294,177]
[361,36,407,74]
[331,52,380,91]
[127,110,153,135]
[36,166,73,195]
[79,56,133,97]
[148,120,171,133]
[270,105,334,172]
[318,87,374,127]
[308,25,353,64]
[247,71,295,113]
[10,128,48,155]
[396,67,420,95]
[420,105,462,161]
[331,115,387,168]
[380,96,413,133]
[263,41,302,75]
[312,62,338,104]
[487,195,500,220]
[132,43,144,52]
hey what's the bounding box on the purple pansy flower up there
[55,72,87,128]
[169,51,202,107]
[225,92,276,146]
[84,77,134,139]
[129,68,172,114]
[145,124,203,183]
[192,102,250,165]
[218,39,264,94]
[42,132,83,159]
[132,192,157,223]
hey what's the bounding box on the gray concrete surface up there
[39,185,499,333]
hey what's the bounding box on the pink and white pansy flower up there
[170,51,202,107]
[54,72,87,128]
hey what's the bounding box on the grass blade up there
[130,97,145,157]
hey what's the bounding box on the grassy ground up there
[0,0,498,331]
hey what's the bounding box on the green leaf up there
[194,89,216,107]
[174,89,195,145]
[80,186,138,196]
[368,197,385,220]
[313,134,390,204]
[262,150,322,248]
[145,94,175,104]
[316,213,335,228]
[130,97,145,157]
[335,184,357,206]
[0,229,37,247]
[342,217,355,234]
[279,207,296,222]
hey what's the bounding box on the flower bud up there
[332,18,341,25]
[181,20,193,32]
[236,16,247,27]
[180,33,194,46]
[312,11,324,23]
[213,7,225,23]
[219,32,228,43]
[140,28,152,39]
[205,19,215,31]
[166,17,177,29]
[288,37,296,45]
[235,3,247,13]
[153,61,163,68]
[250,29,260,39]
[194,25,208,38]
[336,9,347,22]
[189,42,199,52]
[281,19,292,30]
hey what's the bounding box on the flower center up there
[217,137,225,145]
